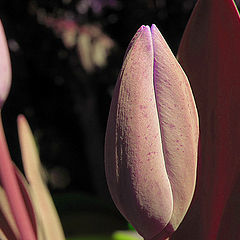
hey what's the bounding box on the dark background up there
[0,0,197,197]
[1,0,239,237]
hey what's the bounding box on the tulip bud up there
[0,21,11,108]
[105,25,199,240]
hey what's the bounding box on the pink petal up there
[14,165,38,238]
[105,25,199,240]
[0,20,11,108]
[1,165,39,240]
[151,24,198,235]
[0,115,37,240]
[105,25,173,239]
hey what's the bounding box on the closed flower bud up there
[105,25,199,240]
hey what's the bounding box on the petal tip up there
[0,21,11,108]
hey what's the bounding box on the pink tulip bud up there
[0,20,11,108]
[105,25,199,240]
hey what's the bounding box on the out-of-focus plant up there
[30,1,116,73]
[105,0,240,240]
[0,20,65,240]
[42,17,115,72]
[76,0,119,14]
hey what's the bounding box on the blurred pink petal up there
[0,21,11,108]
[0,115,37,240]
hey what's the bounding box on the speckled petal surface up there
[105,25,199,240]
[151,25,198,232]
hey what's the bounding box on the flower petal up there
[151,24,198,233]
[177,0,240,239]
[105,26,173,239]
[0,165,40,240]
[0,114,37,240]
[105,25,199,240]
[0,20,11,108]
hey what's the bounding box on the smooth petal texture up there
[177,0,240,239]
[0,21,11,108]
[105,25,198,240]
[0,114,37,240]
[17,114,65,240]
[151,25,198,233]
